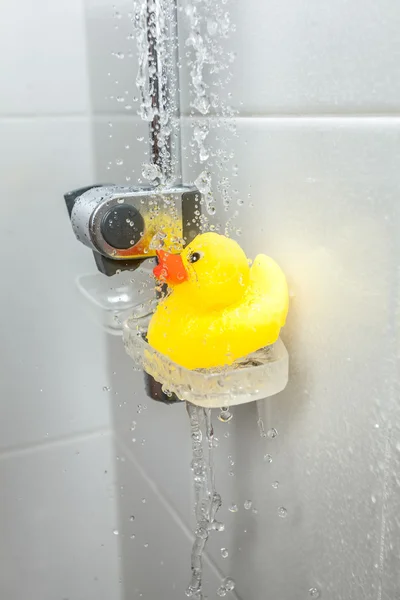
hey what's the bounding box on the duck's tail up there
[249,254,289,326]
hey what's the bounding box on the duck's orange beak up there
[153,250,188,285]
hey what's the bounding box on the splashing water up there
[218,406,233,423]
[131,0,180,185]
[217,577,236,597]
[182,0,239,235]
[126,2,242,597]
[186,403,222,599]
[257,416,267,438]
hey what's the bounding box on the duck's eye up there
[188,252,202,264]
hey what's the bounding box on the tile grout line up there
[3,113,400,124]
[181,113,400,120]
[0,113,91,121]
[0,427,111,461]
[113,435,243,600]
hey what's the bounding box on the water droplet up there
[129,515,135,521]
[142,163,161,181]
[229,503,238,513]
[278,506,287,518]
[272,481,279,489]
[244,500,252,510]
[141,498,146,504]
[217,578,235,596]
[130,421,137,431]
[217,586,227,597]
[115,158,124,166]
[113,529,119,535]
[257,417,267,437]
[149,230,167,250]
[264,454,272,463]
[267,427,278,439]
[309,588,321,598]
[130,534,136,539]
[144,543,149,548]
[103,386,110,392]
[371,495,377,504]
[218,407,233,422]
[221,548,229,558]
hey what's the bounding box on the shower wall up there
[0,1,121,599]
[84,1,400,600]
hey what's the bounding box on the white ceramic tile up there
[178,0,400,115]
[112,436,223,600]
[104,335,195,527]
[179,117,400,598]
[0,0,89,115]
[84,0,138,114]
[0,432,121,600]
[92,116,149,182]
[380,351,400,600]
[0,118,115,449]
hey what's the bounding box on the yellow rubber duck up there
[147,232,289,370]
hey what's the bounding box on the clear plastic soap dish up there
[75,264,156,335]
[123,310,289,408]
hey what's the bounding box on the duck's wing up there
[249,254,289,326]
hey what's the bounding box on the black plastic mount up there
[144,372,181,405]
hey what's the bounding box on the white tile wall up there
[182,117,400,599]
[0,0,90,115]
[92,116,149,184]
[85,0,137,115]
[0,433,120,600]
[112,433,223,599]
[0,0,121,598]
[178,0,400,115]
[74,0,400,599]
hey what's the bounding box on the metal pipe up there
[146,0,182,186]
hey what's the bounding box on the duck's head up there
[153,232,250,309]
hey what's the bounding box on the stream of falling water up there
[125,0,238,595]
[186,403,223,598]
